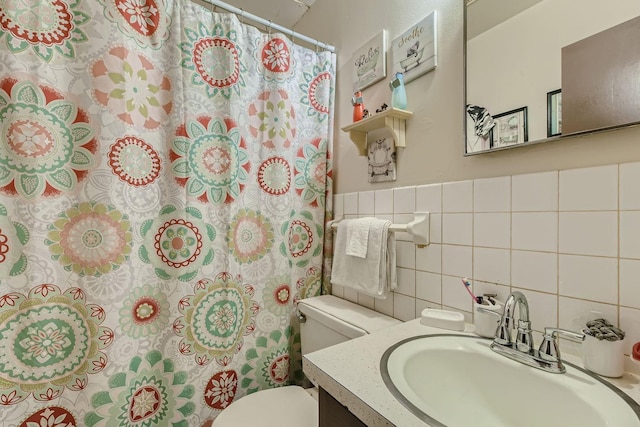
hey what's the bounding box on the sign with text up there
[390,11,437,84]
[351,30,387,91]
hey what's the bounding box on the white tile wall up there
[332,162,640,356]
[396,241,416,269]
[558,296,617,332]
[558,255,618,304]
[416,243,441,273]
[621,211,640,259]
[374,189,393,214]
[334,193,344,218]
[559,212,617,257]
[473,247,510,285]
[620,259,640,309]
[620,162,640,210]
[443,180,473,212]
[416,271,442,303]
[416,183,442,213]
[442,213,473,245]
[511,250,557,293]
[374,293,394,317]
[394,187,416,214]
[442,245,472,278]
[474,213,510,248]
[358,191,375,215]
[474,176,510,212]
[442,274,473,312]
[393,294,416,321]
[620,307,640,355]
[559,165,618,211]
[512,171,558,212]
[429,214,442,243]
[358,293,375,310]
[512,212,558,252]
[343,193,358,215]
[396,267,416,297]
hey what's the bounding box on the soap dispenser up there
[389,72,407,110]
[352,91,364,122]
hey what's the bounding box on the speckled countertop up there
[302,319,640,427]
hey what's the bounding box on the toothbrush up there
[461,278,481,304]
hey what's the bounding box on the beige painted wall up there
[296,0,640,194]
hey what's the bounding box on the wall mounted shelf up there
[341,107,413,156]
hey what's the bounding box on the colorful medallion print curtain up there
[0,0,335,425]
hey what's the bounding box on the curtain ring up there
[267,20,272,37]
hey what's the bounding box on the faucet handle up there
[476,305,510,344]
[538,327,585,362]
[516,320,534,353]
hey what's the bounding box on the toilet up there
[213,294,401,427]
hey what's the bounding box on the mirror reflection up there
[465,0,640,155]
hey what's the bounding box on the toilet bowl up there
[213,295,400,427]
[212,385,317,427]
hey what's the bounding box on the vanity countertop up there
[302,319,640,427]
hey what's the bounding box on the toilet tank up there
[297,295,401,355]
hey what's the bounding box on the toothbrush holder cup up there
[474,302,503,338]
[582,333,625,378]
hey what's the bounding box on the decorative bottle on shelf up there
[352,91,364,122]
[389,72,407,110]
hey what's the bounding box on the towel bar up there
[331,212,430,247]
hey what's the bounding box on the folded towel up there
[331,218,396,298]
[345,218,373,258]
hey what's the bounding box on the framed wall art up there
[351,30,387,91]
[491,106,528,148]
[547,89,562,137]
[390,11,437,84]
[367,135,396,183]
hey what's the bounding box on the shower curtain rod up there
[201,0,335,52]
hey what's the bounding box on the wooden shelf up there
[341,108,413,156]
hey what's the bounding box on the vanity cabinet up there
[319,387,367,427]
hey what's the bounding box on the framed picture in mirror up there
[491,107,528,148]
[547,89,562,137]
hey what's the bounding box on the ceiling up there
[219,0,317,29]
[467,0,542,39]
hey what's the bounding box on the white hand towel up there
[331,218,396,298]
[345,217,373,258]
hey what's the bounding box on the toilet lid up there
[213,386,318,427]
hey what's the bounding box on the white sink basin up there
[381,334,640,427]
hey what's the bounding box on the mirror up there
[465,0,640,155]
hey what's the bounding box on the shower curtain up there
[0,0,335,425]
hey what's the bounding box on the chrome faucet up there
[495,291,533,352]
[477,291,584,374]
